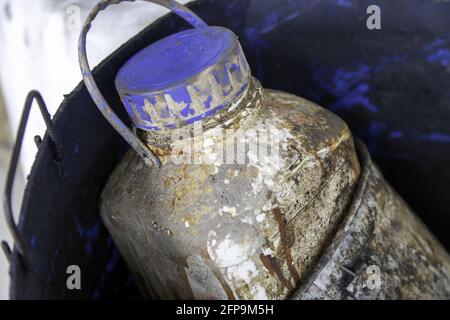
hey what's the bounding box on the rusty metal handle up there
[78,0,208,168]
[2,90,63,267]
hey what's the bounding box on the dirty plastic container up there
[78,0,450,300]
[84,0,360,299]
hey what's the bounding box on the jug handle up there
[78,0,208,168]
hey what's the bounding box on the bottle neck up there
[138,78,264,156]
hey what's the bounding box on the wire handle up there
[78,0,208,168]
[2,90,63,268]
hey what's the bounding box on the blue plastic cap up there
[115,26,251,131]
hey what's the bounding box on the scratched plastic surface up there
[101,23,361,299]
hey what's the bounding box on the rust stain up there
[285,249,300,284]
[273,207,300,284]
[147,143,173,156]
[211,268,236,300]
[203,250,236,300]
[175,256,196,299]
[259,253,293,291]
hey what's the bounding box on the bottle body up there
[100,82,361,299]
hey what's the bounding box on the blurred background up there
[0,0,190,300]
[0,90,22,299]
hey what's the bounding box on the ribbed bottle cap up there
[115,26,251,131]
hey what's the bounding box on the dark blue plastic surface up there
[116,27,233,93]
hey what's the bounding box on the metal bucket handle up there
[2,91,63,268]
[78,0,208,168]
